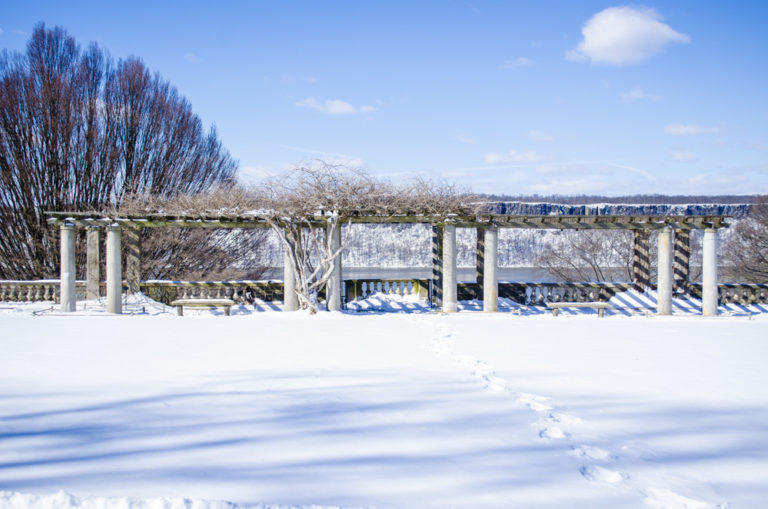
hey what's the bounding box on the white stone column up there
[327,223,343,311]
[657,227,673,315]
[106,225,122,314]
[283,246,298,311]
[442,223,458,312]
[483,226,498,312]
[702,228,719,316]
[60,225,76,312]
[86,228,100,300]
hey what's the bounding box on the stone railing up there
[455,282,634,305]
[0,280,77,302]
[690,283,768,306]
[344,279,430,302]
[139,280,283,305]
[3,279,767,307]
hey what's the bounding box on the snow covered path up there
[1,306,767,508]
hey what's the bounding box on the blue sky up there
[3,1,767,196]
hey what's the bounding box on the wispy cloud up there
[621,87,661,102]
[183,52,201,64]
[671,151,698,162]
[452,134,476,145]
[567,6,689,65]
[0,28,4,36]
[498,57,534,69]
[664,124,722,136]
[484,149,544,164]
[528,130,554,142]
[296,97,376,115]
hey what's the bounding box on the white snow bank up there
[1,302,766,508]
[0,490,347,509]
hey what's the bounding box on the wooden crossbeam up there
[46,211,731,230]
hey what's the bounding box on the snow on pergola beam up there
[45,211,729,230]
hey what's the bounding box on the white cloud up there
[296,97,377,115]
[484,149,544,164]
[528,178,608,195]
[183,52,201,64]
[664,124,722,136]
[621,87,661,102]
[671,151,698,162]
[453,134,476,145]
[498,57,534,69]
[528,130,554,142]
[567,6,689,65]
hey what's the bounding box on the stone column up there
[283,245,298,311]
[483,226,498,313]
[431,224,443,308]
[125,227,141,295]
[673,230,690,294]
[632,230,651,292]
[60,225,76,312]
[442,223,457,313]
[327,223,343,311]
[86,228,101,300]
[702,228,719,316]
[106,225,122,314]
[657,227,673,315]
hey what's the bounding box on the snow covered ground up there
[1,294,767,508]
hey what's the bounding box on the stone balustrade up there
[139,280,283,305]
[3,279,767,307]
[345,279,430,301]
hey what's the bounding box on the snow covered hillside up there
[1,297,766,508]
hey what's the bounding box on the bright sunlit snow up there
[1,293,767,508]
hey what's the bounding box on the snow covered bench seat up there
[546,301,610,317]
[170,298,235,316]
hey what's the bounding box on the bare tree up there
[722,196,768,282]
[0,24,236,279]
[535,230,635,282]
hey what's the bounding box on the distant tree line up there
[0,24,236,279]
[477,193,758,205]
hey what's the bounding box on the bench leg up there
[225,306,230,316]
[176,305,183,316]
[598,308,605,318]
[552,308,559,317]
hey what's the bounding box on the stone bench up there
[170,298,235,316]
[546,301,610,317]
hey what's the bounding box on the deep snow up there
[1,294,766,508]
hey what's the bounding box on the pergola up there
[47,210,729,316]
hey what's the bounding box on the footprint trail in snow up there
[428,323,721,508]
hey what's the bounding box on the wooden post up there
[475,227,485,296]
[483,226,498,312]
[106,225,122,314]
[657,227,673,315]
[431,224,443,308]
[702,228,718,316]
[60,224,76,312]
[632,230,651,292]
[443,223,457,312]
[673,230,690,294]
[125,227,141,294]
[86,227,101,300]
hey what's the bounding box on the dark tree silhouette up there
[0,24,237,279]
